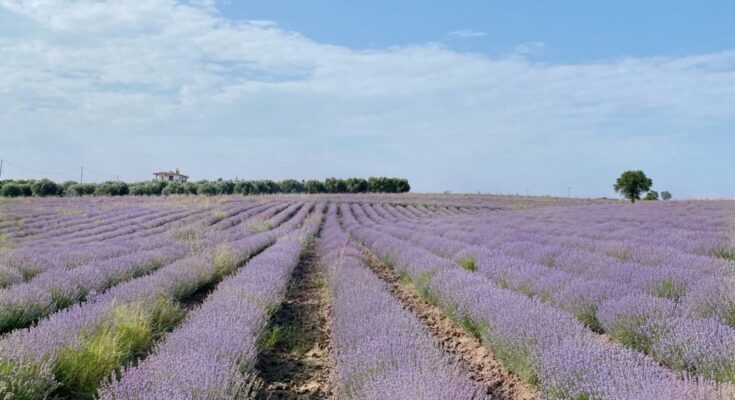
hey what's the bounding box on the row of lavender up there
[0,198,231,280]
[359,202,735,385]
[0,202,313,399]
[320,204,485,399]
[0,201,298,333]
[99,205,324,399]
[342,203,735,399]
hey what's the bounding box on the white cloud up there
[447,29,487,39]
[0,0,734,197]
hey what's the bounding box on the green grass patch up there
[654,279,686,302]
[0,233,10,248]
[170,226,201,242]
[609,321,652,354]
[458,256,477,272]
[712,247,735,262]
[53,298,184,399]
[460,315,486,340]
[246,219,274,232]
[212,245,236,280]
[0,301,52,334]
[413,271,438,305]
[572,305,603,333]
[491,340,538,385]
[19,267,40,281]
[260,325,283,351]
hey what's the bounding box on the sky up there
[1,1,734,198]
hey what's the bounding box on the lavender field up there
[1,194,734,400]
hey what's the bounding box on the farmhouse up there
[153,168,189,183]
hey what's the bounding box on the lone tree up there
[661,191,672,200]
[614,170,652,203]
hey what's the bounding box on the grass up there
[608,248,631,262]
[540,255,556,268]
[210,209,227,223]
[608,320,653,354]
[170,226,201,242]
[53,297,184,399]
[212,245,236,279]
[260,325,284,351]
[458,256,477,272]
[491,339,538,386]
[572,305,603,333]
[712,247,735,262]
[654,279,686,302]
[0,358,59,400]
[0,300,52,334]
[246,219,274,232]
[0,233,10,249]
[460,315,486,340]
[414,271,438,305]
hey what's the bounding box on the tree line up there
[0,177,410,197]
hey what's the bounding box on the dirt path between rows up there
[255,241,332,400]
[362,247,539,400]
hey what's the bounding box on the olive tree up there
[614,170,652,203]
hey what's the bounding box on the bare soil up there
[255,243,333,400]
[362,247,539,400]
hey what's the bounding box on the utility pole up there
[80,166,84,184]
[0,159,3,179]
[567,187,572,198]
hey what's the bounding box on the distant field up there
[1,194,734,399]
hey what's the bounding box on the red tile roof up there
[153,171,189,178]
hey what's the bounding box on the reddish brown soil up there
[255,243,333,400]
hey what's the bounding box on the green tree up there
[324,178,347,193]
[1,183,22,197]
[279,179,304,193]
[31,179,59,197]
[95,181,129,196]
[644,190,659,201]
[346,178,369,193]
[234,181,255,195]
[614,170,653,203]
[67,183,97,196]
[197,182,219,196]
[661,191,672,200]
[303,180,325,194]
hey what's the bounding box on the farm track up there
[361,244,539,400]
[256,239,333,400]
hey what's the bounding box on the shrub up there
[1,183,22,197]
[94,182,129,196]
[66,183,97,196]
[644,190,659,201]
[304,180,326,194]
[31,179,59,197]
[279,179,304,193]
[162,182,186,195]
[197,182,218,196]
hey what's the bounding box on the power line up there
[84,167,119,179]
[1,159,79,176]
[0,157,121,182]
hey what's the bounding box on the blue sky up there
[1,0,734,198]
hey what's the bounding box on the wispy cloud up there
[447,29,487,39]
[1,1,734,196]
